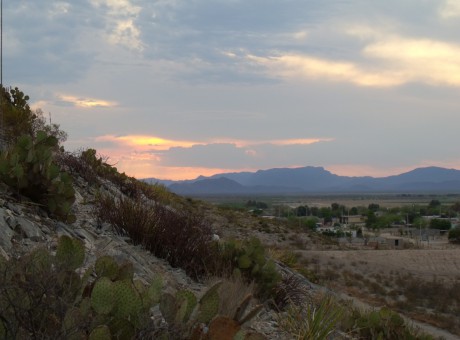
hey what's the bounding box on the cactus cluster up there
[0,131,75,221]
[222,238,281,299]
[157,281,265,340]
[0,235,269,339]
[87,255,163,337]
[201,292,265,340]
[0,236,163,339]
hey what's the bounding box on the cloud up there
[96,134,197,150]
[90,134,334,174]
[90,0,144,51]
[247,54,404,87]
[247,31,460,87]
[4,2,96,84]
[97,134,331,150]
[364,37,460,86]
[58,95,117,108]
[439,0,460,19]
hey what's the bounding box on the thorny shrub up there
[94,192,221,279]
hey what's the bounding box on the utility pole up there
[0,0,3,149]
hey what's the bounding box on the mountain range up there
[143,166,460,195]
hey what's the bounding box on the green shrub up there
[342,307,433,339]
[0,131,75,221]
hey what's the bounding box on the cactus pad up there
[176,290,197,323]
[94,256,119,280]
[146,275,163,304]
[116,262,134,280]
[197,282,222,324]
[56,236,85,270]
[108,318,135,340]
[112,279,142,319]
[238,254,252,269]
[91,277,115,315]
[159,292,177,325]
[89,325,111,340]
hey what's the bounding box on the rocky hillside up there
[0,149,296,339]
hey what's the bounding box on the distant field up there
[298,247,460,282]
[201,193,460,209]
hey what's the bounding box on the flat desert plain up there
[298,247,460,282]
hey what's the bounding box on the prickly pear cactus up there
[91,277,115,315]
[94,255,119,280]
[116,262,134,280]
[237,254,252,269]
[112,279,143,320]
[62,307,83,333]
[145,275,163,304]
[89,325,111,340]
[159,292,177,325]
[197,281,222,323]
[0,320,6,340]
[176,290,197,323]
[0,131,75,221]
[24,247,52,276]
[107,317,135,339]
[56,235,85,270]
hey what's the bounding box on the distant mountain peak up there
[145,166,460,195]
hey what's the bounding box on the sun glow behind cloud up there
[92,134,334,179]
[59,95,117,108]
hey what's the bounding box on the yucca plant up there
[278,295,343,340]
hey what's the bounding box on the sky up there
[3,0,460,180]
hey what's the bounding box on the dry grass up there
[217,276,257,317]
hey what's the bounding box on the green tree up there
[450,202,460,213]
[296,205,307,216]
[448,228,460,243]
[368,203,380,212]
[366,211,378,228]
[428,199,441,208]
[429,218,451,230]
[304,217,318,230]
[349,207,358,215]
[1,86,37,141]
[32,109,67,144]
[1,86,66,145]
